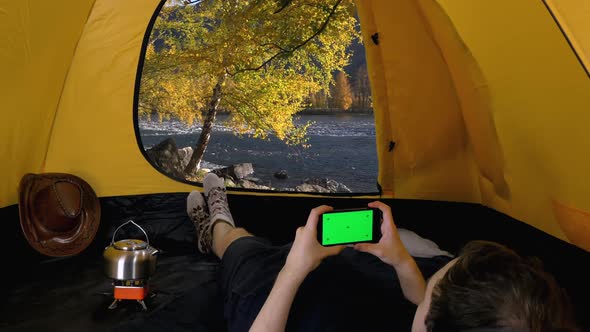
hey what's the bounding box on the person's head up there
[412,240,579,332]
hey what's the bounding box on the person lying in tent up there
[187,173,579,332]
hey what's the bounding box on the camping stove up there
[103,220,159,311]
[108,279,151,310]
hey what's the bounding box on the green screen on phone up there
[322,209,373,245]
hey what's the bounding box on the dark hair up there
[425,241,579,332]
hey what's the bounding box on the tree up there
[353,66,371,110]
[139,0,359,174]
[309,90,328,109]
[330,71,353,110]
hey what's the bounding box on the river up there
[139,113,379,193]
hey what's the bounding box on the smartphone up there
[317,208,382,246]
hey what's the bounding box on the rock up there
[243,176,263,184]
[300,178,352,193]
[177,146,193,169]
[211,168,234,181]
[232,163,254,179]
[211,167,237,182]
[144,144,352,194]
[212,163,254,181]
[145,138,184,178]
[274,170,288,179]
[295,183,330,193]
[239,179,271,190]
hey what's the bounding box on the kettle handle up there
[111,220,150,246]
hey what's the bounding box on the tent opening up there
[134,0,379,194]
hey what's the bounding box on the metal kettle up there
[103,220,159,280]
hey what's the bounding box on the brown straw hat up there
[18,173,101,257]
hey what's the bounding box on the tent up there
[1,0,589,330]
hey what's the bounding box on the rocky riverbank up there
[145,138,352,193]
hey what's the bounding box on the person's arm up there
[354,201,426,305]
[249,205,345,332]
[388,252,425,305]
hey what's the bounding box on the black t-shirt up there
[222,237,451,332]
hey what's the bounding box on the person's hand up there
[354,201,412,267]
[283,205,345,281]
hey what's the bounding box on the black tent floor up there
[2,193,589,331]
[2,254,225,332]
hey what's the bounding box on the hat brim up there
[18,173,101,257]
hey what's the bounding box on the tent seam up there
[540,0,590,78]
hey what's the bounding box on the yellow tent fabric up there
[360,0,590,250]
[545,0,590,74]
[1,0,589,250]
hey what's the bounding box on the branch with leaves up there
[230,0,344,76]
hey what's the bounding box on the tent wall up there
[0,0,96,207]
[436,0,590,248]
[359,0,590,249]
[1,0,589,250]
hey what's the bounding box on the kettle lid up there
[113,239,148,251]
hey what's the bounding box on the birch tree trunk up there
[184,78,224,175]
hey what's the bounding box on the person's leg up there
[212,222,251,258]
[188,173,290,330]
[187,172,253,258]
[203,172,254,258]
